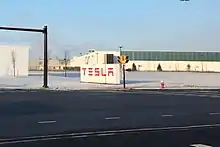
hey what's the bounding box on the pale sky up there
[0,0,220,59]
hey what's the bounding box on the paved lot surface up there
[2,71,220,90]
[0,90,220,146]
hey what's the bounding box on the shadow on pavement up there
[29,72,80,78]
[121,80,159,84]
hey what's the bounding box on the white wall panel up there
[80,64,121,84]
[0,45,29,76]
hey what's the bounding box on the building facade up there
[70,49,120,67]
[121,51,220,61]
[122,51,220,72]
[48,49,220,72]
[29,58,71,71]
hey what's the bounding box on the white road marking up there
[161,114,173,117]
[178,128,189,131]
[0,123,220,145]
[105,117,120,120]
[0,137,59,145]
[97,133,115,136]
[209,95,220,98]
[190,144,212,147]
[37,120,56,124]
[70,135,88,138]
[209,112,220,115]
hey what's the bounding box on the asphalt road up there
[2,127,219,147]
[0,89,220,146]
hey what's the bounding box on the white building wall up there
[0,49,9,76]
[125,60,220,72]
[69,56,87,67]
[0,45,29,76]
[70,51,120,67]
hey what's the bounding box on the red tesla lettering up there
[94,68,100,76]
[82,67,115,76]
[88,68,93,76]
[108,68,114,76]
[101,68,106,76]
[82,68,86,75]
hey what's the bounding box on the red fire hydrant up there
[160,80,165,89]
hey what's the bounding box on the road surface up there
[0,89,220,146]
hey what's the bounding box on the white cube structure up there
[0,45,29,76]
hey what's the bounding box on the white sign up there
[80,64,121,84]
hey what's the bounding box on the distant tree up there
[138,65,141,70]
[11,49,16,77]
[157,63,162,71]
[132,63,137,71]
[187,64,191,71]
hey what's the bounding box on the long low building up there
[122,51,220,72]
[70,49,220,72]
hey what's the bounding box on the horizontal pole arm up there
[0,26,44,33]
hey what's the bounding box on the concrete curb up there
[0,87,220,93]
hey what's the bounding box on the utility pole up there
[119,45,123,56]
[64,50,68,77]
[123,64,126,89]
[43,26,48,88]
[119,45,123,71]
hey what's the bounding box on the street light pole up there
[119,45,123,56]
[118,45,123,82]
[43,26,48,88]
[64,50,67,77]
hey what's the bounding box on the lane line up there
[97,133,115,136]
[37,120,56,124]
[105,117,120,120]
[1,123,220,144]
[209,113,220,115]
[210,95,220,98]
[190,144,212,147]
[70,135,88,138]
[161,114,173,117]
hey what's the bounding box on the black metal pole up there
[119,46,122,69]
[0,25,48,87]
[123,64,126,89]
[64,51,67,77]
[43,25,48,88]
